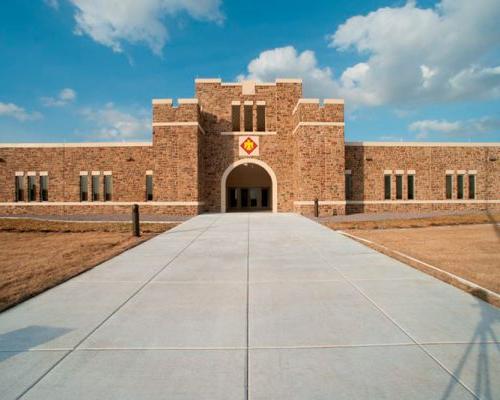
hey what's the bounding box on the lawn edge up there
[336,230,500,308]
[0,232,160,313]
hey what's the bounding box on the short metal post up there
[314,198,319,218]
[132,204,140,237]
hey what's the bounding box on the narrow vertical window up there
[15,175,24,202]
[468,175,476,199]
[384,174,391,200]
[345,172,353,200]
[457,174,464,199]
[244,103,253,132]
[146,174,153,201]
[40,175,48,202]
[80,174,88,201]
[256,104,265,132]
[231,103,240,132]
[28,175,36,202]
[396,175,403,200]
[407,175,415,200]
[445,175,453,199]
[92,174,100,201]
[104,174,113,201]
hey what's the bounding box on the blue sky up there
[0,0,499,143]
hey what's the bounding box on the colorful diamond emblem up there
[241,137,258,155]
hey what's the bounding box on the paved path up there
[0,213,499,399]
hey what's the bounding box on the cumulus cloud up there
[41,88,77,107]
[237,46,337,98]
[81,103,150,139]
[409,116,500,139]
[68,0,223,55]
[329,0,500,106]
[239,0,500,107]
[0,102,42,122]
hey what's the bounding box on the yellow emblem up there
[241,137,257,154]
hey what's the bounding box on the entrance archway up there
[221,158,278,213]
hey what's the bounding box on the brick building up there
[0,78,499,216]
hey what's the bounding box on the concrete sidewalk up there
[0,213,498,399]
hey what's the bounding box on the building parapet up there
[345,141,500,147]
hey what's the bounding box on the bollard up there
[314,198,319,218]
[132,204,140,237]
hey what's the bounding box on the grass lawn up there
[0,219,177,312]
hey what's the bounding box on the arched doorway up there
[220,158,277,213]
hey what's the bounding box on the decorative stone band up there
[152,122,206,135]
[220,131,277,136]
[292,122,345,135]
[346,200,500,204]
[39,171,48,176]
[346,141,500,147]
[0,201,205,206]
[294,200,346,205]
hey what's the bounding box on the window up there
[40,175,48,202]
[345,173,353,200]
[257,104,265,132]
[407,175,415,200]
[104,174,113,201]
[146,174,153,201]
[457,174,464,199]
[15,175,24,202]
[396,175,403,200]
[80,175,88,201]
[468,175,476,199]
[384,175,391,200]
[92,175,100,201]
[261,188,269,208]
[244,104,253,132]
[28,175,36,202]
[445,175,453,199]
[231,104,240,131]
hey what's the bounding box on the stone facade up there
[0,78,498,217]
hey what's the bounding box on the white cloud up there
[41,88,77,107]
[0,102,42,122]
[240,1,500,107]
[68,0,223,55]
[237,46,337,98]
[81,103,150,140]
[328,0,500,106]
[409,116,500,139]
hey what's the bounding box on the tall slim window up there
[15,175,24,202]
[244,104,253,132]
[28,175,36,202]
[231,104,240,131]
[468,175,476,199]
[80,175,88,201]
[407,175,415,200]
[92,175,100,201]
[104,175,113,201]
[40,175,48,202]
[345,173,353,200]
[396,175,403,200]
[457,174,464,199]
[257,104,265,132]
[384,174,391,200]
[445,174,453,199]
[146,174,153,201]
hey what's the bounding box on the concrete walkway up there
[0,213,498,399]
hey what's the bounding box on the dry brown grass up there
[325,211,500,231]
[344,224,500,306]
[0,218,176,234]
[0,219,176,312]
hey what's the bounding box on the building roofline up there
[0,142,153,148]
[195,78,303,85]
[345,141,500,147]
